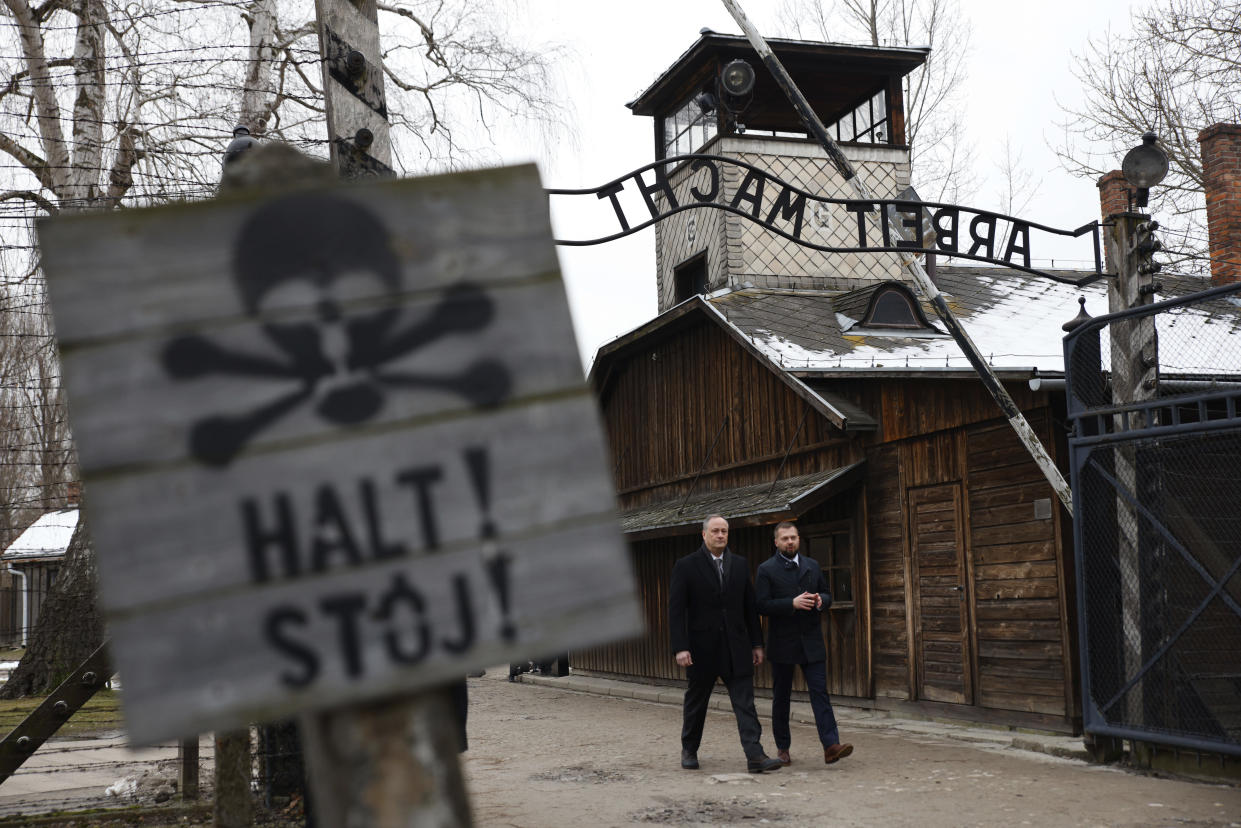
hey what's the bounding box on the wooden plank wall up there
[573,535,681,683]
[603,321,839,505]
[865,444,908,699]
[966,414,1068,716]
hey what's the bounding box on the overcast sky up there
[487,0,1144,369]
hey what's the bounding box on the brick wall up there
[1199,123,1241,286]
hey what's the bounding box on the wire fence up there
[0,716,310,824]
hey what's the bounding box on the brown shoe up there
[824,743,854,764]
[776,749,791,765]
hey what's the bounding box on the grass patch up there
[0,689,123,738]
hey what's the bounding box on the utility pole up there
[1105,130,1168,732]
[719,0,1074,515]
[1105,209,1163,729]
[315,0,394,179]
[301,4,470,826]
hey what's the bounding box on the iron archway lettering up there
[548,154,1104,285]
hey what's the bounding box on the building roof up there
[2,509,79,562]
[627,31,928,137]
[617,462,865,540]
[707,268,1241,379]
[591,266,1241,412]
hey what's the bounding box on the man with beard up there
[756,521,853,765]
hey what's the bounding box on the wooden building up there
[572,32,1111,732]
[0,508,78,647]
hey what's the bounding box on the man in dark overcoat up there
[755,520,854,765]
[669,514,782,773]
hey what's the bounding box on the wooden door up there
[909,483,973,705]
[806,523,864,697]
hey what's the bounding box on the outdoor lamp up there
[1121,132,1169,209]
[721,59,756,97]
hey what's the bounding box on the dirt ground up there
[463,671,1241,828]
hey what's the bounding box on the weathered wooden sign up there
[39,164,642,745]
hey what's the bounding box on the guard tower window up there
[866,286,922,328]
[663,93,718,157]
[673,252,709,303]
[827,89,889,144]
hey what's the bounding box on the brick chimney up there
[1199,123,1241,285]
[1097,170,1133,272]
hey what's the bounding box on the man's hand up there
[752,647,764,666]
[792,591,817,611]
[814,593,824,610]
[675,650,693,667]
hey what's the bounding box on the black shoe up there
[681,749,699,770]
[747,755,784,773]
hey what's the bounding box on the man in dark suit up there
[755,520,854,765]
[669,514,783,773]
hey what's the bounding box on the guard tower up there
[628,32,929,312]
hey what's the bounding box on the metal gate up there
[1064,281,1241,757]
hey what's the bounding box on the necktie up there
[782,557,797,571]
[714,556,724,586]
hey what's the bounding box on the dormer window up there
[835,282,941,336]
[866,286,922,328]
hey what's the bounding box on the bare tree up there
[994,135,1039,217]
[775,0,977,201]
[1055,0,1241,270]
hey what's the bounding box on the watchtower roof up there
[627,30,928,135]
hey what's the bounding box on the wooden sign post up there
[38,164,642,824]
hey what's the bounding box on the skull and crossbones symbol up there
[162,192,512,467]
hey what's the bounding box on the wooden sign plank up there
[54,278,581,471]
[86,398,615,611]
[38,165,642,745]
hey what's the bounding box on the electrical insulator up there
[1131,220,1163,283]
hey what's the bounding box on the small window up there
[662,91,718,158]
[826,89,890,145]
[805,528,854,606]
[673,253,709,304]
[826,530,853,604]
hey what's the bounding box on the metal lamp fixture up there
[720,59,756,97]
[1121,132,1169,209]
